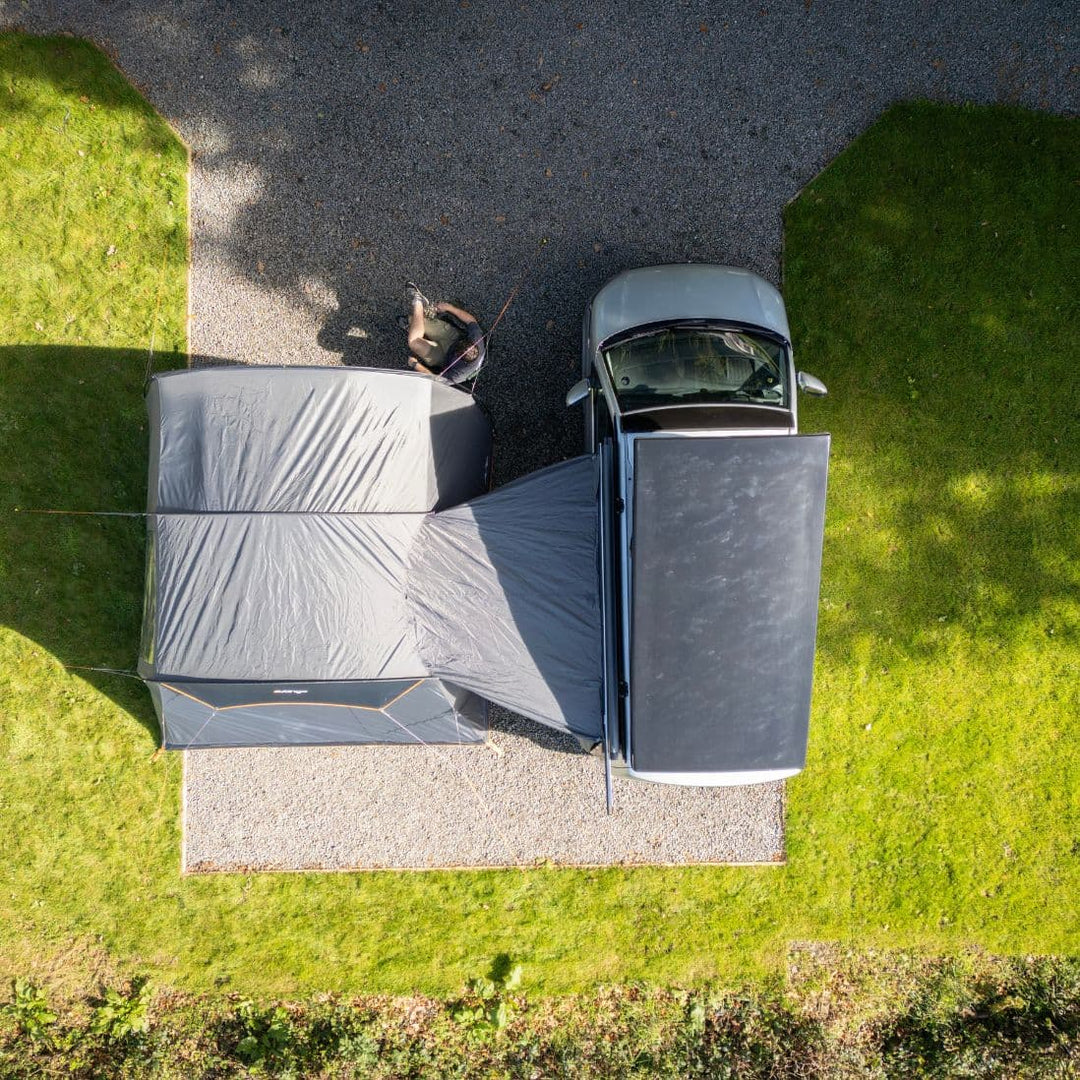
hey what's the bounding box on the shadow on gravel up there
[0,346,228,739]
[27,10,807,475]
[488,708,588,756]
[11,12,1074,490]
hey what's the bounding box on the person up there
[403,283,486,386]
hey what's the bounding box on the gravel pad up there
[183,710,784,871]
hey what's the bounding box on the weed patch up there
[0,952,1076,1077]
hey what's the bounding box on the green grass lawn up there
[782,100,1078,959]
[0,34,1076,1001]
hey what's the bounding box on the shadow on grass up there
[0,346,227,740]
[810,385,1079,664]
[785,102,1079,662]
[0,34,179,156]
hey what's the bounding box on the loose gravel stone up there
[183,710,785,870]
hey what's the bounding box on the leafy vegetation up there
[450,955,524,1034]
[1,950,1076,1077]
[86,978,153,1042]
[2,979,57,1049]
[0,32,1075,1015]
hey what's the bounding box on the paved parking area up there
[8,0,1074,869]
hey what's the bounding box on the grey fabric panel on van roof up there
[629,435,830,774]
[147,366,490,514]
[408,455,604,739]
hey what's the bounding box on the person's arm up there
[407,356,437,376]
[435,301,477,325]
[464,319,486,363]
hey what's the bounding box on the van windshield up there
[603,325,788,411]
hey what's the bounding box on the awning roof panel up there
[148,366,491,514]
[148,512,427,682]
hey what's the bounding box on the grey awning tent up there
[140,367,603,749]
[147,364,491,513]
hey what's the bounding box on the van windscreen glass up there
[604,326,788,410]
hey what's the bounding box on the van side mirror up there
[565,377,592,407]
[796,371,828,397]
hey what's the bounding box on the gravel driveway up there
[6,1,1074,870]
